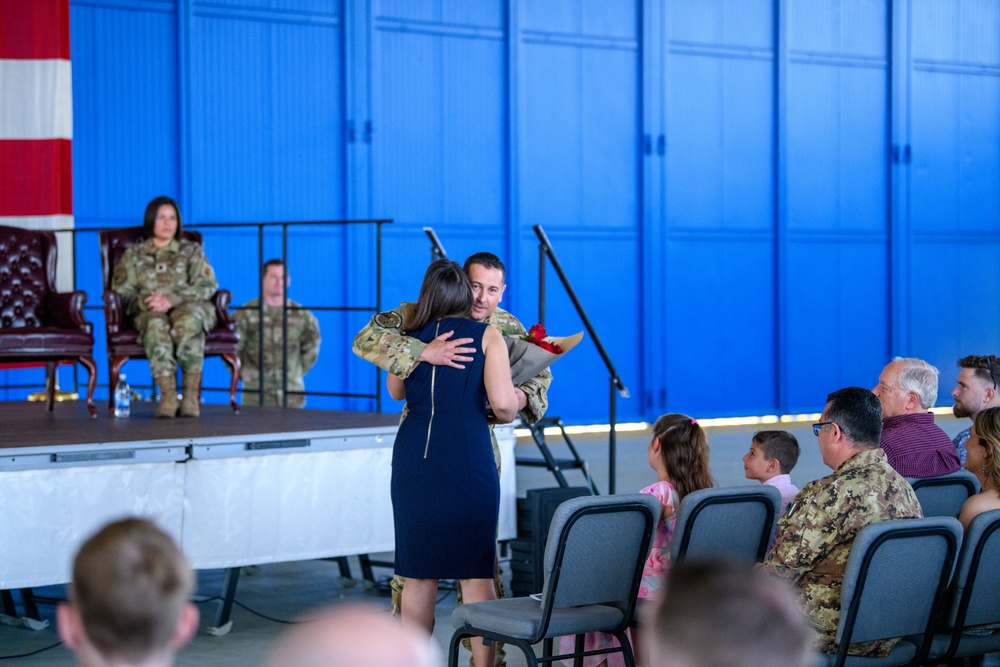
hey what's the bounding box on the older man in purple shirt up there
[872,357,961,478]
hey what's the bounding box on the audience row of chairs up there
[448,483,1000,667]
[0,225,240,415]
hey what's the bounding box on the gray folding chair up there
[921,509,1000,664]
[817,516,962,667]
[670,485,782,563]
[448,493,660,667]
[906,469,980,518]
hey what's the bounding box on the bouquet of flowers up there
[505,324,583,386]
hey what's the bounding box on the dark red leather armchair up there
[0,225,97,416]
[99,226,241,413]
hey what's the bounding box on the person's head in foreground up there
[263,603,440,667]
[57,518,198,667]
[643,558,815,667]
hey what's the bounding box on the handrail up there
[423,227,448,260]
[534,224,630,493]
[0,220,389,409]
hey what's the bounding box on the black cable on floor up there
[0,640,63,660]
[193,595,299,625]
[231,599,299,624]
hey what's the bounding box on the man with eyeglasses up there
[763,387,922,658]
[871,357,961,478]
[951,354,1000,465]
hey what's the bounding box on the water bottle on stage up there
[113,374,131,418]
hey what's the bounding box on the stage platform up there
[0,401,518,631]
[0,400,400,450]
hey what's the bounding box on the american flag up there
[0,0,74,288]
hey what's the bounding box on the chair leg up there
[45,361,56,412]
[221,353,241,414]
[509,638,539,667]
[448,630,467,667]
[615,630,637,667]
[79,355,98,418]
[450,630,539,667]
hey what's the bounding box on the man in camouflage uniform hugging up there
[353,251,551,667]
[763,386,922,658]
[112,196,218,418]
[234,259,321,408]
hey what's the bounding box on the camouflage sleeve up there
[518,367,551,424]
[170,244,219,306]
[762,483,835,585]
[492,309,551,423]
[351,304,425,379]
[300,309,321,374]
[111,247,145,316]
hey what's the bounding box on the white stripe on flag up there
[0,215,76,290]
[0,59,73,140]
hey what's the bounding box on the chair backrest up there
[0,225,57,328]
[833,516,962,663]
[99,226,203,291]
[907,470,981,518]
[540,494,659,618]
[945,508,1000,630]
[670,485,781,563]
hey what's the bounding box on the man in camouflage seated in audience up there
[763,386,922,658]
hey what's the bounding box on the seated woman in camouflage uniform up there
[112,196,218,418]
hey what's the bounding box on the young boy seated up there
[742,430,800,517]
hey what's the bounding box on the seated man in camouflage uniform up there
[353,251,551,667]
[112,196,218,418]
[234,259,321,408]
[763,386,923,658]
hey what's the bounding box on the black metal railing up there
[0,219,390,409]
[415,225,630,493]
[534,225,629,493]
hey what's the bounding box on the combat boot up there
[154,373,178,418]
[179,369,202,417]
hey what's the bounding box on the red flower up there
[523,323,563,354]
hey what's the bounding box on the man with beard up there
[951,354,1000,464]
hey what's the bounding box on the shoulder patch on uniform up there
[374,311,403,328]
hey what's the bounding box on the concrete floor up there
[0,416,969,666]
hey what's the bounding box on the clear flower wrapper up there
[504,331,584,386]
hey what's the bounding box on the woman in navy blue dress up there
[387,260,516,667]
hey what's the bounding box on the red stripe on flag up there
[0,139,73,216]
[0,0,70,59]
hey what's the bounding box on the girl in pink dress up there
[560,414,715,667]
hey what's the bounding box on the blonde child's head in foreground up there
[264,603,440,667]
[58,517,198,667]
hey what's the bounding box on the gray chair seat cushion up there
[452,596,624,640]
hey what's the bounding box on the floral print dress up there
[559,480,679,667]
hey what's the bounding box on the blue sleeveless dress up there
[391,317,500,579]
